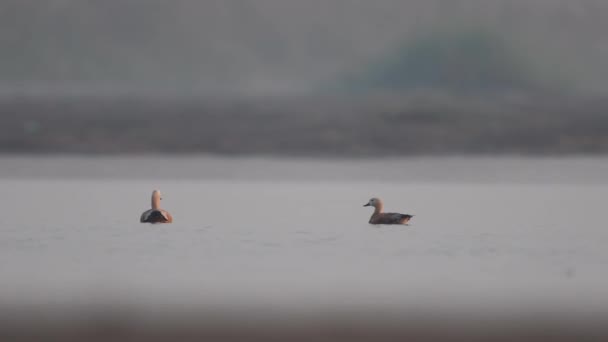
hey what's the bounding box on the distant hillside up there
[1,0,608,95]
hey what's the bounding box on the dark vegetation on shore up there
[2,93,607,156]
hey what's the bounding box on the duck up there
[363,197,413,225]
[140,190,173,223]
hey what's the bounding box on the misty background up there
[1,0,608,156]
[4,2,608,341]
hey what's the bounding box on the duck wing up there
[159,210,173,223]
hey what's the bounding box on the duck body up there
[364,197,413,225]
[369,212,413,225]
[140,209,173,223]
[140,190,173,224]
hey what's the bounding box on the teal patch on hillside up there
[340,29,538,93]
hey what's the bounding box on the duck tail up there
[401,214,414,223]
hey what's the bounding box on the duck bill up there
[363,203,370,207]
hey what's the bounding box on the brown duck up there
[140,190,173,223]
[364,197,413,225]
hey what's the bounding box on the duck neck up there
[373,203,383,214]
[151,194,160,210]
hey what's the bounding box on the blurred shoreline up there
[2,154,608,184]
[2,305,607,341]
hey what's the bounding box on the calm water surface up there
[1,156,607,317]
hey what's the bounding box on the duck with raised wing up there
[140,190,173,223]
[364,197,413,225]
